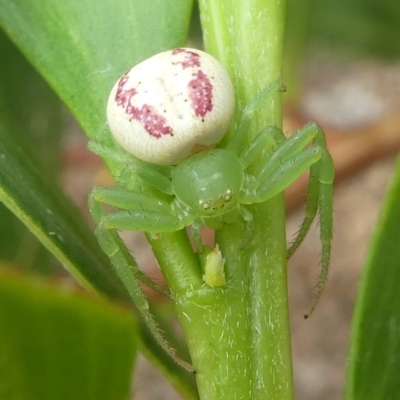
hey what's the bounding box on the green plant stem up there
[148,1,292,398]
[163,1,292,399]
[203,1,292,398]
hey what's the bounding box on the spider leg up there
[88,189,194,372]
[287,158,320,259]
[90,188,173,295]
[239,125,285,169]
[301,129,334,318]
[238,205,255,248]
[120,163,173,195]
[246,122,334,317]
[91,187,186,233]
[225,79,285,155]
[89,139,173,194]
[88,139,132,164]
[191,222,203,253]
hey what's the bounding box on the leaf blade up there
[0,268,137,400]
[345,155,400,399]
[0,0,194,138]
[0,1,198,394]
[0,117,128,301]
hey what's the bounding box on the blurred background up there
[1,0,400,398]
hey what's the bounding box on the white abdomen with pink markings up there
[106,48,235,165]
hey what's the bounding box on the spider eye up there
[224,189,232,202]
[199,199,210,210]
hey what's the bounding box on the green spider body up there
[91,79,334,313]
[89,75,334,371]
[172,148,243,219]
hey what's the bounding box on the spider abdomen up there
[171,149,243,216]
[106,48,234,166]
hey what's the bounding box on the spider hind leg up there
[242,122,334,317]
[285,124,335,318]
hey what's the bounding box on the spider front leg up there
[88,186,193,372]
[242,122,334,317]
[225,79,285,155]
[89,188,194,371]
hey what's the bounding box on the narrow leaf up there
[0,117,128,301]
[0,268,137,400]
[0,2,197,393]
[0,28,62,273]
[345,154,400,399]
[0,0,194,140]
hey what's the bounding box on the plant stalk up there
[152,0,293,398]
[171,1,293,399]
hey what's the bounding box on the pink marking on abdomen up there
[130,105,173,138]
[115,74,136,107]
[172,48,201,68]
[188,70,213,118]
[115,73,173,138]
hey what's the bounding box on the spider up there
[88,48,334,370]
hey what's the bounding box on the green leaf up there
[309,0,400,59]
[0,29,62,273]
[0,268,137,400]
[0,111,199,400]
[0,0,194,139]
[139,306,199,400]
[0,2,198,395]
[0,0,194,294]
[0,117,128,301]
[345,155,400,399]
[0,28,63,174]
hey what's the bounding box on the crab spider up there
[89,48,334,370]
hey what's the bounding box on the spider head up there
[172,149,243,217]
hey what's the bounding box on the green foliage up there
[0,0,194,168]
[345,155,400,399]
[285,0,400,59]
[0,116,130,300]
[0,30,62,273]
[0,268,137,400]
[309,0,400,59]
[284,0,400,95]
[0,0,198,397]
[0,0,400,398]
